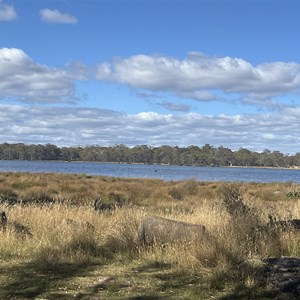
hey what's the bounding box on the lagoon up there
[0,160,300,183]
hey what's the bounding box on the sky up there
[1,0,300,154]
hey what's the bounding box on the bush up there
[21,188,55,205]
[219,184,251,216]
[286,188,300,200]
[0,188,18,204]
[168,188,183,200]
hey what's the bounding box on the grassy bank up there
[1,172,300,299]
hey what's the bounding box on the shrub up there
[168,188,183,200]
[286,188,300,200]
[219,184,252,216]
[0,187,18,204]
[21,188,55,205]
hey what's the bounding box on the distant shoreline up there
[1,159,300,171]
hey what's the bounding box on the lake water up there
[0,160,300,183]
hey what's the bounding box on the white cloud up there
[40,8,77,24]
[0,48,87,103]
[0,0,17,21]
[0,104,299,154]
[96,52,300,108]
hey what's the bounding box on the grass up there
[1,172,300,299]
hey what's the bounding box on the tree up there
[259,149,273,167]
[200,144,216,166]
[153,145,174,164]
[234,148,257,166]
[0,142,294,167]
[215,146,234,166]
[293,153,300,167]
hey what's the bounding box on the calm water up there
[0,160,300,183]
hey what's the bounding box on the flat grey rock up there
[262,257,300,295]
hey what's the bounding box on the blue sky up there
[1,0,300,153]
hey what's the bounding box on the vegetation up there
[1,142,300,168]
[1,172,300,299]
[286,187,300,200]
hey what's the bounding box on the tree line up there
[0,142,300,168]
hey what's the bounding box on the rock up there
[137,215,206,246]
[262,256,300,296]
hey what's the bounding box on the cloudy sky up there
[1,0,300,154]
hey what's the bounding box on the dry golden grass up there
[1,172,300,299]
